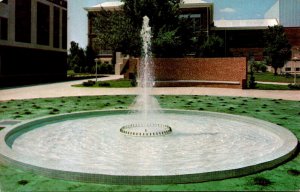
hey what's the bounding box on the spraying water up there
[120,16,172,137]
[138,16,156,122]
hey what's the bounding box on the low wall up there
[124,57,247,89]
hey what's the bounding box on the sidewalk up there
[1,75,300,101]
[256,81,290,85]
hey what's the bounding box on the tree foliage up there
[85,45,97,71]
[120,0,192,57]
[248,57,257,89]
[121,0,181,36]
[67,41,97,73]
[263,25,291,75]
[153,19,194,58]
[67,41,85,71]
[92,10,141,57]
[196,34,224,58]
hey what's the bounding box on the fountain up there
[0,17,298,185]
[121,16,172,137]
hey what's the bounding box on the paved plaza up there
[0,75,299,101]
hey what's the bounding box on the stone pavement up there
[0,75,299,101]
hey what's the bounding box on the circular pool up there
[0,109,297,184]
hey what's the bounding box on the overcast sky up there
[68,0,277,49]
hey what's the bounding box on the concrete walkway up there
[1,75,300,101]
[256,81,291,85]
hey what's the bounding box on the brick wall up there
[285,27,300,47]
[125,57,247,89]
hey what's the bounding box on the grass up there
[0,95,299,191]
[70,72,297,90]
[247,72,300,90]
[67,70,95,78]
[73,79,134,88]
[251,72,299,83]
[256,83,290,90]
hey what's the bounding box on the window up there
[53,7,60,48]
[180,14,201,33]
[62,9,67,49]
[285,67,291,71]
[37,2,50,45]
[0,17,8,40]
[15,0,31,43]
[296,68,300,71]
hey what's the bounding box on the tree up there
[85,45,97,72]
[196,34,224,58]
[67,41,85,72]
[93,10,141,60]
[153,27,183,57]
[263,25,291,75]
[248,57,257,89]
[121,0,181,36]
[68,41,99,73]
[121,0,193,57]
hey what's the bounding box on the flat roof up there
[180,0,212,8]
[86,0,212,12]
[84,1,124,11]
[214,19,279,30]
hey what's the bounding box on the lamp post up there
[94,58,98,83]
[292,47,300,85]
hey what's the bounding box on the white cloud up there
[220,7,236,13]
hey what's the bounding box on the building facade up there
[0,0,67,86]
[85,0,214,61]
[85,0,300,74]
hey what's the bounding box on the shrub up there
[82,80,95,87]
[248,58,257,89]
[260,64,267,72]
[99,63,114,74]
[249,71,257,89]
[288,83,300,90]
[130,73,137,87]
[84,66,90,73]
[285,73,292,78]
[252,61,267,72]
[73,65,80,73]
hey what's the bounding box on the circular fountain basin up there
[0,109,298,184]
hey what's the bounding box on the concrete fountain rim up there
[0,109,298,185]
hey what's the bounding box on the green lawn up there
[67,72,299,90]
[0,95,299,191]
[256,83,290,90]
[251,72,299,83]
[72,79,134,88]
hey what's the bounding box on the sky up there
[68,0,278,49]
[208,0,277,20]
[68,0,101,49]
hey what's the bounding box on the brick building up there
[0,0,68,86]
[85,0,300,76]
[85,0,299,57]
